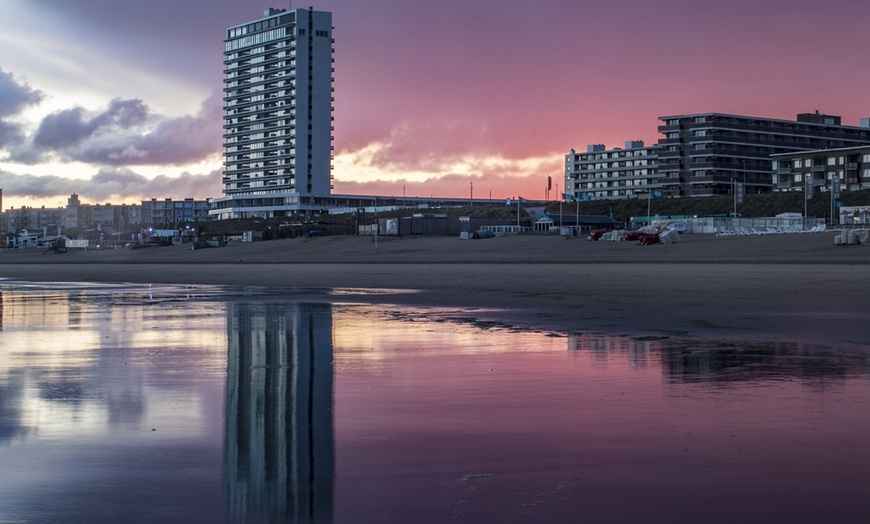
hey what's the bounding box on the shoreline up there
[1,233,868,347]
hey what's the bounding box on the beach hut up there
[532,214,621,234]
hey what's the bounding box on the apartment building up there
[211,8,335,220]
[1,194,212,235]
[64,193,141,229]
[771,145,870,193]
[141,198,212,228]
[564,141,663,201]
[566,112,870,202]
[656,112,870,197]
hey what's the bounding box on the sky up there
[1,0,869,210]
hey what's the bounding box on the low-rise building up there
[141,198,211,228]
[2,194,212,237]
[66,194,141,229]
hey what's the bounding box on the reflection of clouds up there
[0,286,226,443]
[225,302,334,523]
[332,305,567,365]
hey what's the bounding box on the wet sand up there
[1,232,868,345]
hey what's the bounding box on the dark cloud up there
[0,166,221,203]
[76,97,222,166]
[0,120,25,148]
[11,93,221,167]
[33,98,149,150]
[33,107,100,149]
[0,68,43,151]
[0,67,43,118]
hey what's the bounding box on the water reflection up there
[225,301,335,523]
[0,284,868,523]
[567,332,870,386]
[568,333,658,368]
[660,340,870,385]
[0,286,228,524]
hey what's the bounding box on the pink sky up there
[1,0,869,208]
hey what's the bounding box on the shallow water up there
[0,283,868,523]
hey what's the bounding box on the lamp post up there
[575,193,579,236]
[732,178,737,219]
[647,191,651,226]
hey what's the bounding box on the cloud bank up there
[5,91,223,167]
[0,166,221,205]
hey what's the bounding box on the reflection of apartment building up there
[225,301,334,522]
[771,145,870,193]
[211,8,335,220]
[565,141,662,201]
[567,112,870,201]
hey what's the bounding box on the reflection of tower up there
[225,302,334,523]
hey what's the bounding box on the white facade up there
[564,141,663,201]
[212,8,334,219]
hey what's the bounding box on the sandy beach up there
[1,232,868,346]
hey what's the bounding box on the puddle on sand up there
[0,283,868,524]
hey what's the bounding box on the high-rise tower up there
[212,8,334,219]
